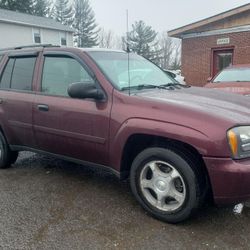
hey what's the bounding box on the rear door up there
[33,51,111,165]
[0,51,39,147]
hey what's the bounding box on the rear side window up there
[0,56,36,91]
[0,58,15,89]
[42,56,93,96]
[11,57,36,91]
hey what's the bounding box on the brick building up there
[168,3,250,86]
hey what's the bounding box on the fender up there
[109,118,214,171]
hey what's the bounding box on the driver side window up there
[42,56,93,96]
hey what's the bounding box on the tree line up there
[0,0,181,70]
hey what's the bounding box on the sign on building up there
[217,38,230,45]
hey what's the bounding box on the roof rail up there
[0,44,60,52]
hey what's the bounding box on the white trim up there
[182,25,250,39]
[0,19,74,33]
[168,3,250,37]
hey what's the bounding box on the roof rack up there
[0,44,60,52]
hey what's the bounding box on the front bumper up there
[204,157,250,205]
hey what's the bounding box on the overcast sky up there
[90,0,250,35]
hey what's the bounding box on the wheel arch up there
[110,118,211,175]
[120,134,206,176]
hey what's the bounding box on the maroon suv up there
[0,45,250,223]
[205,64,250,96]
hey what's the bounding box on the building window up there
[33,28,41,44]
[60,33,67,46]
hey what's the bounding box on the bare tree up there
[152,32,175,69]
[158,32,174,69]
[99,28,115,48]
[152,32,181,70]
[170,40,181,70]
[99,28,123,49]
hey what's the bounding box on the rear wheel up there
[130,147,205,223]
[0,132,18,169]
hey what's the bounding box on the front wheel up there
[130,147,205,223]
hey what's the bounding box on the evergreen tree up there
[0,0,34,14]
[53,0,74,26]
[73,0,99,48]
[33,0,52,17]
[128,20,160,62]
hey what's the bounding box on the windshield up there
[213,68,250,83]
[87,51,177,90]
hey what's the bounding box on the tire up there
[0,132,18,169]
[130,147,205,223]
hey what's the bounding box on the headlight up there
[227,126,250,159]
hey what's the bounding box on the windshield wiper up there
[121,84,166,91]
[159,83,191,89]
[121,83,190,91]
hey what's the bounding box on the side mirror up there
[164,70,176,79]
[68,82,105,101]
[207,76,213,83]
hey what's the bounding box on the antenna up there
[126,9,131,96]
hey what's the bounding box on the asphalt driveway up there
[0,152,249,249]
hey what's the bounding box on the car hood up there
[205,82,250,95]
[134,86,250,125]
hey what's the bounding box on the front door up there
[212,49,233,77]
[33,53,111,165]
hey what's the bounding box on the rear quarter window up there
[0,58,15,89]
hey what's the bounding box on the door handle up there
[37,104,49,112]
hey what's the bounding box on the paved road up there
[0,152,249,250]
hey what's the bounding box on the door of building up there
[212,49,234,77]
